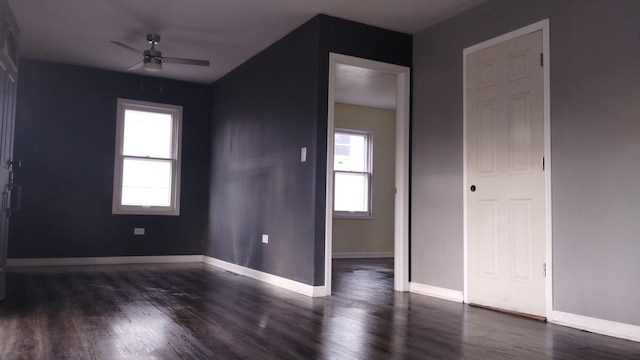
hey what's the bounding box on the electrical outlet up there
[134,227,145,236]
[262,234,269,244]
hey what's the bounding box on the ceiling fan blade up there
[163,57,210,67]
[127,61,143,71]
[110,41,142,54]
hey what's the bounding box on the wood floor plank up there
[0,259,639,359]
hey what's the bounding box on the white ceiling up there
[7,0,489,107]
[335,64,398,109]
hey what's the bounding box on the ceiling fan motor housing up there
[143,49,162,71]
[144,49,162,61]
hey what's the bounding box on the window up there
[333,130,372,217]
[112,99,182,215]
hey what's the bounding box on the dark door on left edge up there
[0,0,20,301]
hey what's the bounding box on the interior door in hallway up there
[466,30,545,317]
[0,0,19,301]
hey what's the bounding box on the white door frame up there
[462,19,552,317]
[323,53,410,296]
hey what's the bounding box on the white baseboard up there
[6,255,204,267]
[202,256,326,297]
[6,255,326,298]
[332,252,393,259]
[550,310,640,343]
[409,282,464,303]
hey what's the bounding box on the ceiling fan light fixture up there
[143,57,162,72]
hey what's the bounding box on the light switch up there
[301,147,307,162]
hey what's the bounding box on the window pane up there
[122,158,172,206]
[123,110,173,158]
[334,172,369,212]
[335,144,351,157]
[334,132,367,172]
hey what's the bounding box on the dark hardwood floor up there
[1,259,639,359]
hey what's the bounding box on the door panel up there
[478,200,498,277]
[508,93,531,173]
[466,30,544,317]
[509,199,533,282]
[477,100,497,176]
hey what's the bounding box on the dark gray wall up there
[10,59,211,258]
[411,0,640,326]
[208,15,411,286]
[208,17,321,285]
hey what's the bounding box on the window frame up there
[333,129,373,219]
[112,98,183,216]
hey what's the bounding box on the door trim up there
[323,53,410,296]
[462,19,552,317]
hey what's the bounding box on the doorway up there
[324,53,410,296]
[463,20,551,317]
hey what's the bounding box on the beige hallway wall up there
[332,102,395,256]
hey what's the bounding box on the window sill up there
[112,207,180,216]
[333,213,373,220]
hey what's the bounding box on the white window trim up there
[333,129,373,218]
[112,98,182,216]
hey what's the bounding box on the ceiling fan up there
[110,34,209,72]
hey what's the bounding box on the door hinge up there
[542,156,545,171]
[543,263,547,277]
[540,53,544,67]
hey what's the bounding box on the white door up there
[466,30,545,317]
